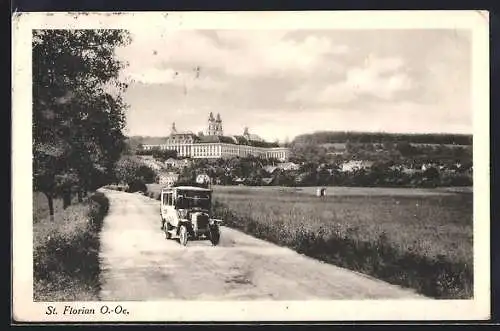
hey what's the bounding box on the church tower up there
[207,112,217,136]
[215,113,223,136]
[171,122,177,135]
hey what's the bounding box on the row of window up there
[162,192,174,206]
[145,143,288,159]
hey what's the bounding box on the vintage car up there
[160,185,222,246]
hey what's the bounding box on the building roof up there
[232,135,249,145]
[219,136,236,144]
[249,140,280,148]
[170,132,196,137]
[278,162,299,168]
[196,135,221,143]
[263,165,279,173]
[196,135,242,144]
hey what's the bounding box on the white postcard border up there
[12,11,490,322]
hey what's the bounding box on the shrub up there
[33,192,109,301]
[128,179,147,193]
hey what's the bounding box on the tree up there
[114,156,155,185]
[423,166,440,181]
[396,141,417,158]
[33,29,131,218]
[151,147,177,160]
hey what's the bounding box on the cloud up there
[215,32,348,76]
[117,30,350,82]
[127,67,226,90]
[285,55,413,105]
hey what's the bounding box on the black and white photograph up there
[12,11,490,322]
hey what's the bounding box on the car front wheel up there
[209,226,220,246]
[179,225,188,246]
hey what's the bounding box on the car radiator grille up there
[196,214,209,229]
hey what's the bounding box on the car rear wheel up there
[209,226,220,246]
[179,225,188,246]
[164,224,172,239]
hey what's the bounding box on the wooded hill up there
[292,131,472,146]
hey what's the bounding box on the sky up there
[115,29,472,142]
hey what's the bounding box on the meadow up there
[146,184,473,298]
[212,186,473,299]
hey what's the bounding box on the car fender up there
[177,218,191,232]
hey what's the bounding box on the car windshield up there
[175,190,211,210]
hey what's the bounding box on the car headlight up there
[178,209,187,219]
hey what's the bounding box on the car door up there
[167,192,179,227]
[160,191,167,220]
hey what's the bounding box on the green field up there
[212,186,472,262]
[146,184,473,298]
[211,185,472,196]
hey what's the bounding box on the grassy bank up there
[33,192,109,301]
[211,186,473,299]
[33,192,80,223]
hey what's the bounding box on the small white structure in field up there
[316,187,327,197]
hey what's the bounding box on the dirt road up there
[98,189,426,301]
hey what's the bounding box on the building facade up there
[158,172,179,187]
[141,112,290,161]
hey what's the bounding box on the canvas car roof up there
[162,186,212,192]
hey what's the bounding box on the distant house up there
[165,158,177,167]
[263,165,279,174]
[389,164,420,175]
[421,163,438,172]
[141,158,163,171]
[165,158,192,169]
[277,162,300,171]
[158,172,179,187]
[233,177,246,185]
[341,160,374,172]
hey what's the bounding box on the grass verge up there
[33,192,109,301]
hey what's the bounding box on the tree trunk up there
[63,191,71,209]
[77,190,83,203]
[43,192,55,221]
